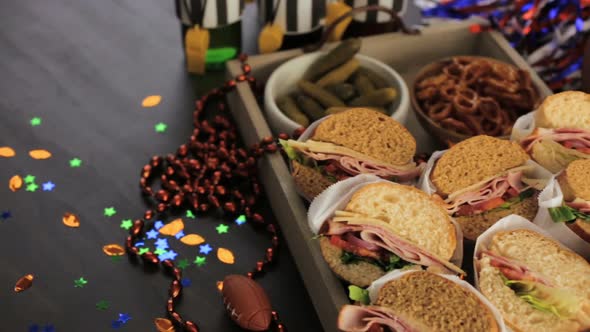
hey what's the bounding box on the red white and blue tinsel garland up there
[416,0,590,91]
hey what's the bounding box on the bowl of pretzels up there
[411,56,542,144]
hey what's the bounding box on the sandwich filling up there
[338,305,417,332]
[440,167,540,217]
[548,198,590,223]
[479,251,583,319]
[520,128,590,155]
[280,139,423,183]
[321,211,464,275]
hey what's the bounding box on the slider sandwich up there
[338,270,503,332]
[309,176,463,287]
[430,135,548,240]
[476,228,590,332]
[548,159,590,244]
[519,91,590,173]
[280,108,422,200]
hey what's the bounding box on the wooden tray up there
[225,19,552,332]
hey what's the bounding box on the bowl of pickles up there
[264,38,410,135]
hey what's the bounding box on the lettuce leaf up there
[495,189,535,210]
[548,205,590,223]
[278,139,302,163]
[348,285,370,305]
[502,276,580,319]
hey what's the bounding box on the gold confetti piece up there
[180,234,205,246]
[154,318,175,332]
[102,244,125,256]
[0,146,15,158]
[62,212,80,228]
[216,281,224,292]
[217,248,235,265]
[9,175,23,192]
[185,25,209,74]
[14,274,34,292]
[141,95,162,108]
[158,218,184,236]
[29,149,52,160]
[258,23,284,54]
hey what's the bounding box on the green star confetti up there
[138,247,150,255]
[30,117,42,126]
[177,259,190,270]
[154,248,167,255]
[96,300,109,310]
[111,255,122,262]
[194,256,206,267]
[120,219,133,230]
[216,223,229,234]
[74,277,88,288]
[186,210,195,219]
[104,207,117,217]
[24,175,36,184]
[26,183,39,192]
[154,122,167,133]
[69,158,82,168]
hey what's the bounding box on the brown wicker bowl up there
[410,56,542,145]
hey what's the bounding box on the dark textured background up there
[0,1,322,331]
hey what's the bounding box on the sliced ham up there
[520,128,590,153]
[326,221,464,275]
[444,171,528,215]
[481,250,551,285]
[338,305,416,332]
[565,198,590,213]
[297,149,423,182]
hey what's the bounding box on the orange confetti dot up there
[0,147,15,158]
[142,95,162,108]
[216,281,224,292]
[8,175,23,192]
[217,247,235,264]
[180,234,205,246]
[102,244,125,256]
[154,318,175,332]
[14,274,34,293]
[62,212,80,228]
[29,149,52,160]
[159,218,184,236]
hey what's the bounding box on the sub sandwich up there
[280,108,423,200]
[311,177,463,287]
[519,91,590,173]
[430,135,546,240]
[339,270,502,332]
[476,228,590,332]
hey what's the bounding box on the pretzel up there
[415,56,539,138]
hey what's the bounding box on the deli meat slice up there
[338,305,416,332]
[444,171,528,214]
[566,198,590,213]
[298,150,422,182]
[326,221,464,275]
[520,128,590,153]
[481,250,551,285]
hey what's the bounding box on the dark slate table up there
[0,1,322,331]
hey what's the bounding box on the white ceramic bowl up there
[264,52,410,135]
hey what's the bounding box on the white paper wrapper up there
[307,174,464,269]
[365,270,507,332]
[535,177,590,259]
[472,214,562,288]
[510,111,536,142]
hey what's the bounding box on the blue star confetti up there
[146,229,159,239]
[134,241,145,247]
[155,238,169,249]
[153,220,164,230]
[42,181,55,192]
[159,250,178,261]
[235,214,246,225]
[118,313,132,324]
[199,244,212,255]
[29,324,55,332]
[181,278,192,287]
[174,230,185,239]
[111,320,123,329]
[1,210,11,221]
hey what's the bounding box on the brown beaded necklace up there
[125,54,300,332]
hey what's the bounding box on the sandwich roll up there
[309,174,463,287]
[474,215,590,332]
[280,108,424,200]
[420,135,552,240]
[512,91,590,173]
[338,270,506,332]
[535,160,590,258]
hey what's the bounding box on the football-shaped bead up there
[222,274,272,331]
